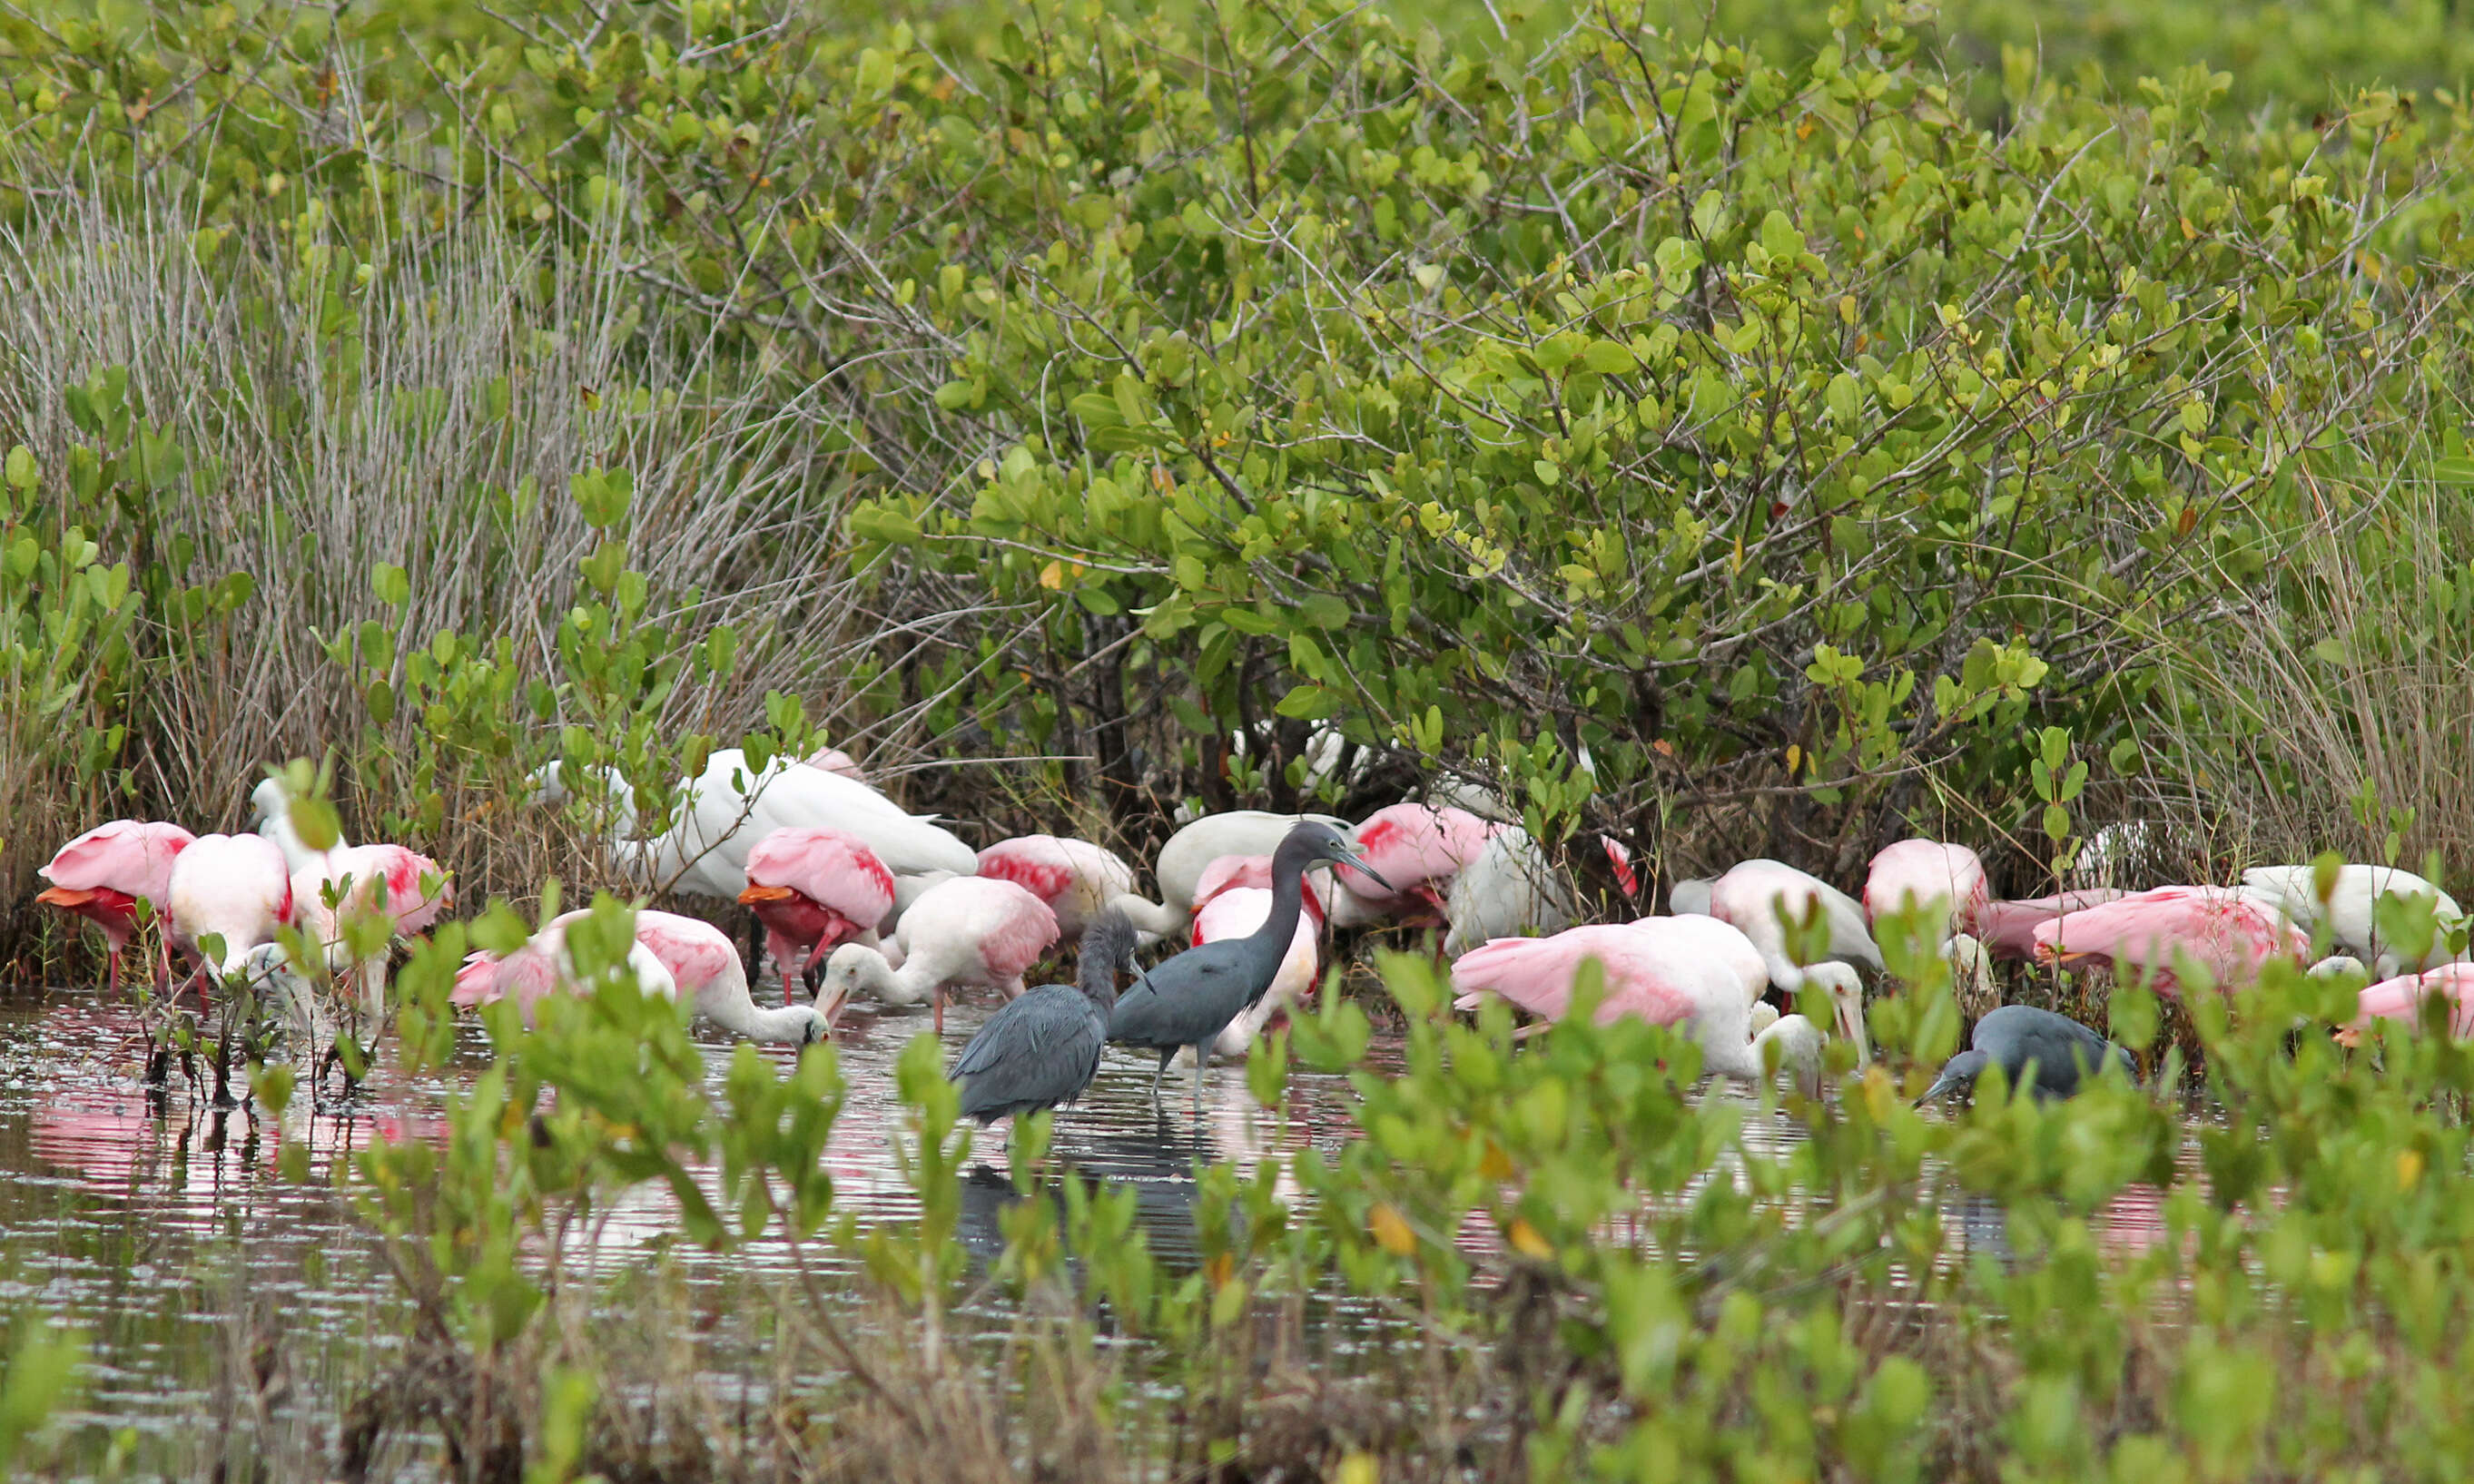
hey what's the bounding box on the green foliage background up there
[4,0,2471,938]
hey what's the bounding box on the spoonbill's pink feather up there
[2030,885,2307,998]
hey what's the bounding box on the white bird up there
[167,833,293,978]
[1706,859,1882,1009]
[1104,810,1350,937]
[815,876,1060,1032]
[1441,826,1577,957]
[536,748,978,907]
[251,776,340,874]
[2241,864,2468,977]
[286,843,452,1020]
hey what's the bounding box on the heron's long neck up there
[1255,840,1315,958]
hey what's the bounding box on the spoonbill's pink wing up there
[746,827,896,924]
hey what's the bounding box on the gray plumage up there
[1917,1004,2138,1106]
[1109,821,1387,1115]
[951,910,1138,1125]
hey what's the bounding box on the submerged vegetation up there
[5,0,2474,1475]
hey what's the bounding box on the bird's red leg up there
[106,948,123,1002]
[933,988,945,1036]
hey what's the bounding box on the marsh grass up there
[0,182,1016,954]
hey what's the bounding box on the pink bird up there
[1862,840,1990,940]
[735,827,897,1005]
[454,908,829,1043]
[801,746,869,782]
[1977,889,2130,962]
[814,876,1059,1032]
[34,821,196,996]
[1191,853,1329,929]
[976,834,1138,939]
[2339,962,2474,1045]
[166,833,292,978]
[288,844,454,1017]
[1327,803,1500,928]
[2030,885,2308,998]
[1182,885,1321,1062]
[1449,916,1857,1081]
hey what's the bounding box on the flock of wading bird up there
[29,742,2474,1120]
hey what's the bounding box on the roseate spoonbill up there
[1102,810,1348,937]
[167,833,292,978]
[1707,860,1885,999]
[288,843,452,1017]
[2241,864,2468,977]
[1177,885,1322,1064]
[1978,889,2128,962]
[976,834,1138,939]
[950,912,1139,1125]
[447,914,677,1017]
[537,748,976,896]
[1602,837,1641,900]
[1442,827,1577,958]
[2336,962,2474,1046]
[1863,840,1994,1017]
[452,909,827,1043]
[2030,885,2308,998]
[1110,822,1388,1115]
[1916,1005,2138,1105]
[814,876,1059,1033]
[1326,802,1498,929]
[802,746,868,781]
[1447,916,1846,1089]
[1190,852,1331,927]
[251,777,340,873]
[34,821,195,995]
[735,827,896,1004]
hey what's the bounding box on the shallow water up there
[0,981,2206,1475]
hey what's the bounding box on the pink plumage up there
[739,827,896,1003]
[35,821,198,991]
[1331,803,1499,922]
[1192,852,1328,927]
[452,907,708,1017]
[307,843,453,934]
[1450,919,1763,1027]
[956,878,1060,982]
[1978,889,2129,962]
[1602,836,1640,899]
[801,746,868,782]
[2031,885,2308,998]
[1862,840,1990,938]
[975,834,1137,939]
[2347,963,2474,1041]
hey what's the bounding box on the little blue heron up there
[1916,1004,2137,1105]
[1109,821,1389,1115]
[950,910,1139,1125]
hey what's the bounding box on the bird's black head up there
[1280,820,1392,890]
[1915,1047,1991,1106]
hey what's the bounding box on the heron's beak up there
[1335,846,1395,893]
[1913,1073,1959,1108]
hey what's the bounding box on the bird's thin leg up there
[1150,1049,1173,1103]
[1190,1048,1206,1120]
[744,910,764,984]
[933,988,945,1037]
[106,948,122,1003]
